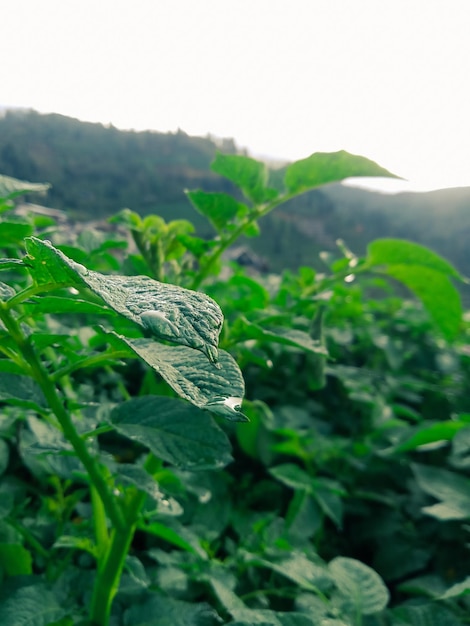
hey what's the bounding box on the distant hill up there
[1,109,470,281]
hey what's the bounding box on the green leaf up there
[243,551,329,593]
[144,521,207,557]
[0,281,15,299]
[270,464,312,491]
[24,237,224,363]
[0,543,33,575]
[0,439,9,477]
[412,463,470,520]
[230,612,316,625]
[0,584,69,626]
[367,239,461,278]
[387,266,461,341]
[328,556,389,615]
[440,576,470,599]
[393,420,467,452]
[23,296,113,316]
[0,258,25,271]
[186,190,248,231]
[0,174,50,201]
[106,332,247,421]
[211,153,275,204]
[110,396,233,470]
[123,594,221,626]
[0,218,34,244]
[284,150,399,195]
[114,464,182,515]
[0,373,46,408]
[392,603,462,626]
[240,320,328,356]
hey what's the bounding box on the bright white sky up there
[3,0,470,193]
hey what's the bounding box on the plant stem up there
[89,524,136,626]
[0,305,126,532]
[89,454,162,625]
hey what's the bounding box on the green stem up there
[89,524,136,625]
[190,194,295,290]
[0,305,126,532]
[89,454,162,625]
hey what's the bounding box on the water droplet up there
[140,310,180,338]
[69,287,79,295]
[198,489,211,504]
[71,261,89,276]
[206,396,242,412]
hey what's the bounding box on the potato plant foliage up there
[0,153,469,626]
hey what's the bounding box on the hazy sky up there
[3,0,470,192]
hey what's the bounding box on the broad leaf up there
[0,584,69,626]
[386,265,461,341]
[329,556,389,615]
[186,190,248,231]
[0,373,46,408]
[284,150,398,195]
[123,593,221,626]
[367,239,461,278]
[24,237,223,363]
[110,396,233,470]
[0,174,50,201]
[211,153,276,204]
[107,332,247,421]
[412,463,470,520]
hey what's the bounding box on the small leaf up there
[211,153,275,204]
[367,239,461,278]
[0,281,15,300]
[186,190,249,231]
[329,556,389,615]
[412,463,470,520]
[107,332,247,421]
[0,174,50,200]
[285,150,399,195]
[110,396,233,470]
[24,237,223,363]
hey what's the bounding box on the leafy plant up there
[0,151,469,626]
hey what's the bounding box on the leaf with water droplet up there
[24,237,223,363]
[110,396,233,470]
[105,330,247,422]
[113,464,183,515]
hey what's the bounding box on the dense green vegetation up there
[1,148,470,626]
